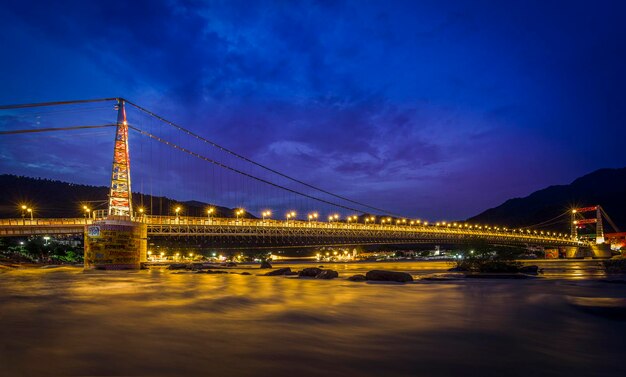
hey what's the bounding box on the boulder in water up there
[299,267,322,277]
[348,274,366,282]
[315,269,338,279]
[260,260,273,269]
[265,267,292,276]
[365,270,413,283]
[204,269,228,274]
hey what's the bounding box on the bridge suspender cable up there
[0,124,117,135]
[518,210,571,230]
[0,97,400,216]
[127,124,378,214]
[124,99,399,216]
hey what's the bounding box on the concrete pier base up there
[560,245,612,259]
[589,243,612,259]
[84,218,147,270]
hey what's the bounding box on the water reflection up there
[0,262,625,377]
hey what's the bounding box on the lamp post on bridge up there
[83,206,90,224]
[286,211,296,223]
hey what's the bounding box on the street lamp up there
[207,207,215,218]
[262,210,271,220]
[286,211,296,221]
[236,209,245,219]
[175,206,181,219]
[20,205,27,219]
[308,212,318,222]
[27,208,33,221]
[83,206,90,222]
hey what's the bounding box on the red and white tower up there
[107,99,133,218]
[571,206,605,244]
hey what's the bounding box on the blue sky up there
[1,0,625,220]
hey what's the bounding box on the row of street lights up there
[17,202,567,239]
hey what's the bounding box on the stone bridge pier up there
[84,218,147,270]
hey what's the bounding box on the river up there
[1,260,625,376]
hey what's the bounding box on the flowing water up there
[1,261,625,377]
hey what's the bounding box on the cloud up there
[1,0,626,219]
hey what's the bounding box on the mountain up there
[467,168,626,233]
[0,174,254,219]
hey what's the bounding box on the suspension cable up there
[600,207,621,232]
[518,210,571,230]
[0,124,117,135]
[127,124,397,214]
[0,98,117,110]
[125,99,397,215]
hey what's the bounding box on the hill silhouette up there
[467,168,626,233]
[0,174,253,219]
[2,169,625,233]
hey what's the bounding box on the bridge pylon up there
[107,99,132,218]
[571,206,605,244]
[84,99,146,270]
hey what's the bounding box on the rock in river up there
[265,267,292,276]
[299,267,322,277]
[347,274,366,282]
[365,270,413,283]
[168,263,188,270]
[315,269,339,279]
[260,260,273,269]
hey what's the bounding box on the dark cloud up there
[1,0,625,219]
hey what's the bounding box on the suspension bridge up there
[0,98,615,268]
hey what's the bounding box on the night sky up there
[1,0,625,220]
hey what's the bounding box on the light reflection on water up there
[0,261,625,377]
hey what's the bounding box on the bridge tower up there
[571,209,578,239]
[571,206,604,244]
[84,98,146,270]
[107,99,132,218]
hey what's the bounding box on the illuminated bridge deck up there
[0,216,587,248]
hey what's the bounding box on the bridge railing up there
[0,215,583,245]
[0,218,94,226]
[139,215,578,243]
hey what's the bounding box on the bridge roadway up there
[0,216,586,248]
